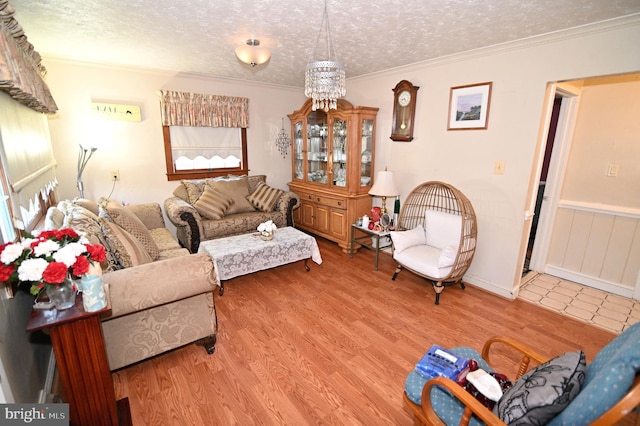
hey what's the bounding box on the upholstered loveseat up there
[45,198,218,371]
[164,175,300,253]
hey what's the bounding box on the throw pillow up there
[493,350,586,424]
[247,182,284,212]
[72,198,100,215]
[389,225,426,254]
[425,209,462,250]
[98,218,153,268]
[182,180,204,204]
[194,185,235,220]
[207,176,255,215]
[100,201,161,260]
[438,245,458,268]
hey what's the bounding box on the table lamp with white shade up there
[368,169,399,215]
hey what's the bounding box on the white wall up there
[42,16,640,299]
[344,16,640,298]
[562,77,640,207]
[43,60,305,208]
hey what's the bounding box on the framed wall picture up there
[447,82,492,130]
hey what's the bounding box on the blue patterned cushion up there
[405,346,492,426]
[549,322,640,425]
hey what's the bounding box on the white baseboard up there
[463,274,517,300]
[544,266,636,299]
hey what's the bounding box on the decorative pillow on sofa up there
[72,198,100,215]
[247,182,284,212]
[98,218,154,268]
[389,225,426,254]
[207,176,255,215]
[100,201,161,260]
[182,180,204,204]
[493,350,586,424]
[194,185,235,219]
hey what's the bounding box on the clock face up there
[398,90,411,107]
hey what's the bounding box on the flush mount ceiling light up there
[235,38,271,67]
[304,0,346,112]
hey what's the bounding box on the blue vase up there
[80,275,107,312]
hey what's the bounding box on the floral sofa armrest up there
[276,191,300,227]
[102,253,215,319]
[126,202,166,230]
[164,196,204,253]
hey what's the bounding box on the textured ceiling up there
[9,0,640,87]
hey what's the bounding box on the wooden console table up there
[26,291,131,426]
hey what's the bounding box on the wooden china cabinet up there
[288,98,378,252]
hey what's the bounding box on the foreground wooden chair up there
[391,181,477,304]
[404,322,640,425]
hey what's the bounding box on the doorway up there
[524,96,561,275]
[523,82,582,278]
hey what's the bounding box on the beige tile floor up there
[519,273,640,334]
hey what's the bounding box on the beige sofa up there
[164,175,300,253]
[46,199,218,371]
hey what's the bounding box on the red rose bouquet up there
[0,228,106,295]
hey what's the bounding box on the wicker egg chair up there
[391,181,477,304]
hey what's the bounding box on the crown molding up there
[350,14,640,82]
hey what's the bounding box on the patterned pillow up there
[247,182,284,212]
[100,201,161,260]
[493,350,586,424]
[98,218,153,268]
[194,185,234,219]
[182,180,204,204]
[207,176,255,214]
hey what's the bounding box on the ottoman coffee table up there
[197,226,322,295]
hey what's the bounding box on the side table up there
[26,290,132,426]
[350,224,391,271]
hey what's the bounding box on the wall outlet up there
[110,169,120,181]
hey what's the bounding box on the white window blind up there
[0,91,57,229]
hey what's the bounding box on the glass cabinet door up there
[307,110,328,184]
[332,118,347,187]
[360,119,374,187]
[293,121,304,180]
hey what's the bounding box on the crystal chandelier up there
[304,1,346,112]
[275,118,290,158]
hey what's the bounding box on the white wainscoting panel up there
[546,201,640,298]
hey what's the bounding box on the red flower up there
[86,244,106,263]
[72,255,90,276]
[0,264,15,282]
[42,262,68,284]
[56,228,79,240]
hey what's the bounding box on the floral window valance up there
[0,1,57,114]
[159,90,249,128]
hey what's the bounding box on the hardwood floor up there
[112,236,618,425]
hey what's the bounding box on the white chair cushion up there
[438,245,458,268]
[393,245,452,279]
[425,209,462,250]
[389,225,426,254]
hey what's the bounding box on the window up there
[163,126,248,181]
[159,90,249,181]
